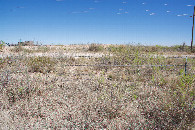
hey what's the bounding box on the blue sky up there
[0,0,194,46]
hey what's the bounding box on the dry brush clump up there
[26,56,56,74]
[107,44,195,55]
[88,43,104,52]
[10,45,24,52]
[9,45,59,54]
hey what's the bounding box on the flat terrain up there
[0,44,194,129]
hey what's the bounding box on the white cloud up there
[187,5,193,6]
[164,4,168,6]
[149,13,155,15]
[145,10,149,12]
[166,11,171,13]
[177,15,182,16]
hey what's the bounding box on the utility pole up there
[191,6,195,51]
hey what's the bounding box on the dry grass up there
[0,44,195,129]
[88,43,104,52]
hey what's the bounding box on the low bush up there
[10,45,23,52]
[0,40,5,51]
[88,43,104,52]
[27,56,56,73]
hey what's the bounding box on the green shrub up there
[88,43,104,52]
[10,45,23,52]
[27,56,56,73]
[0,40,5,51]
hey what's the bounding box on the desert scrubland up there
[0,44,195,129]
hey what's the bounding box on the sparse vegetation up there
[27,56,56,73]
[88,43,104,52]
[0,44,194,129]
[0,40,5,51]
[10,46,51,53]
[10,45,23,52]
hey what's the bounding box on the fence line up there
[63,56,189,75]
[1,53,192,75]
[63,56,190,75]
[63,64,186,67]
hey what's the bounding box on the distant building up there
[18,41,34,46]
